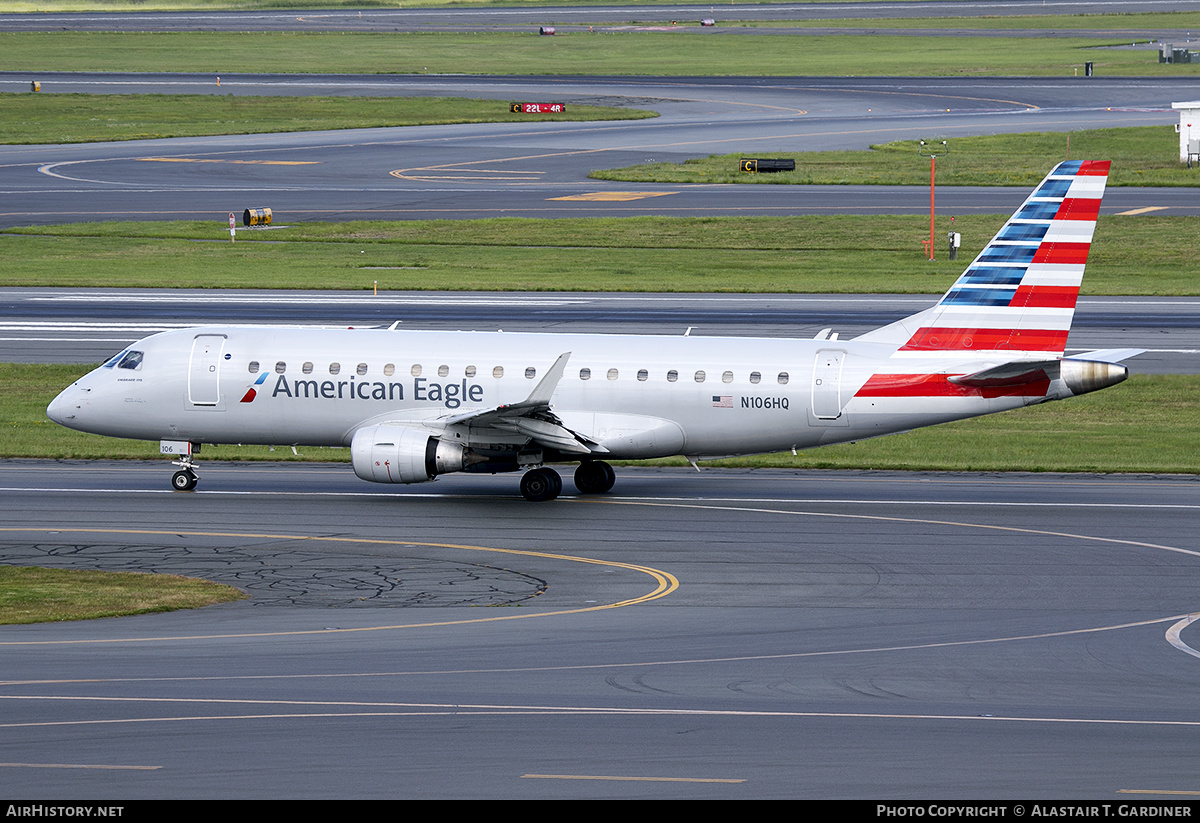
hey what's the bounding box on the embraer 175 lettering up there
[48,162,1140,501]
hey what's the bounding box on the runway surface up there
[2,460,1200,798]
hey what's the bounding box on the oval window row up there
[248,361,789,385]
[579,368,788,384]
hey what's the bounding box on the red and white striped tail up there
[862,160,1109,358]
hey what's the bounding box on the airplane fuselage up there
[49,325,1059,459]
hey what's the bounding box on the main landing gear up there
[574,460,616,495]
[518,460,616,502]
[520,466,562,502]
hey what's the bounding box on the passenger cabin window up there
[357,363,368,376]
[637,369,648,382]
[667,370,678,383]
[465,365,476,378]
[274,361,286,374]
[525,367,536,379]
[437,364,449,377]
[694,370,706,383]
[493,366,504,379]
[749,371,761,384]
[722,371,734,383]
[302,362,313,375]
[778,372,789,385]
[329,362,341,375]
[247,361,260,374]
[383,363,396,376]
[411,364,422,377]
[579,368,591,380]
[117,351,144,371]
[607,368,618,381]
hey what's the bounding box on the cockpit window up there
[101,349,128,369]
[116,350,144,371]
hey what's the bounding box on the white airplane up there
[48,161,1139,501]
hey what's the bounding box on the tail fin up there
[858,160,1110,357]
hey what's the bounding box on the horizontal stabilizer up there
[1068,348,1145,364]
[950,356,1128,396]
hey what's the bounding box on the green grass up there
[0,566,246,624]
[4,364,1194,473]
[593,127,1200,188]
[3,213,1198,294]
[0,92,653,144]
[2,31,1193,77]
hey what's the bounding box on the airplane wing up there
[443,351,607,455]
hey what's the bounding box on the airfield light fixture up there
[918,140,949,260]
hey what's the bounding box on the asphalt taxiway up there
[1,73,1196,227]
[2,461,1199,798]
[2,288,1197,375]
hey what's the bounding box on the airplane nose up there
[47,385,81,426]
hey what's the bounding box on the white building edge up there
[1171,101,1200,163]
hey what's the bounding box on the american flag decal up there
[713,395,733,408]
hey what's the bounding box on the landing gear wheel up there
[171,470,198,491]
[520,467,561,502]
[574,460,616,494]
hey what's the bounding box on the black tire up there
[520,467,560,502]
[171,470,197,491]
[574,460,615,494]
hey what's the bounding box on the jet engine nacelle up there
[1060,358,1128,396]
[350,424,468,484]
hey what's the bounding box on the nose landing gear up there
[171,468,198,491]
[168,448,200,491]
[162,440,201,491]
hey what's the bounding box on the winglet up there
[443,351,572,424]
[522,351,571,407]
[439,352,604,454]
